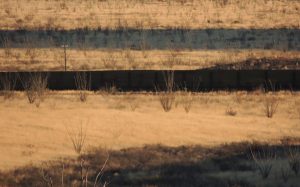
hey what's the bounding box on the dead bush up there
[74,72,91,102]
[65,120,88,155]
[157,71,175,112]
[21,73,48,105]
[181,89,194,113]
[102,52,117,70]
[287,146,300,175]
[263,95,279,118]
[24,37,38,63]
[125,95,139,111]
[250,146,276,179]
[98,83,118,97]
[159,92,175,112]
[280,164,291,183]
[124,48,139,70]
[225,105,237,116]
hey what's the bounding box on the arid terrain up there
[0,91,300,170]
[1,49,300,71]
[1,0,300,186]
[1,0,300,71]
[1,0,300,30]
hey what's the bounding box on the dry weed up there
[74,72,91,102]
[180,89,194,113]
[65,120,88,155]
[159,92,175,112]
[225,105,237,116]
[125,95,139,111]
[263,95,279,118]
[250,146,276,179]
[157,71,175,112]
[21,73,48,105]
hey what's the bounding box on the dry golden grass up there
[0,48,300,70]
[0,91,300,171]
[0,0,299,30]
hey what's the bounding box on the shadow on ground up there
[206,58,300,70]
[0,138,300,187]
[1,29,300,50]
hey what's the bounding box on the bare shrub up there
[225,105,237,116]
[280,164,291,182]
[102,52,117,69]
[0,73,17,99]
[181,89,194,113]
[250,146,276,179]
[287,146,300,175]
[66,121,88,155]
[234,92,243,104]
[157,71,175,112]
[125,95,139,111]
[124,48,138,70]
[164,50,182,68]
[159,92,175,112]
[74,72,91,102]
[263,95,279,118]
[98,84,119,99]
[21,73,48,105]
[94,152,110,187]
[24,37,38,63]
[41,167,53,187]
[162,70,175,93]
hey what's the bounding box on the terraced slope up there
[1,0,300,30]
[0,0,299,70]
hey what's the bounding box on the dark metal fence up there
[0,70,299,91]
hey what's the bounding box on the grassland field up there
[1,0,300,186]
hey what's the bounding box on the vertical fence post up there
[128,71,132,91]
[236,71,240,89]
[209,70,213,91]
[61,44,68,71]
[292,70,296,90]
